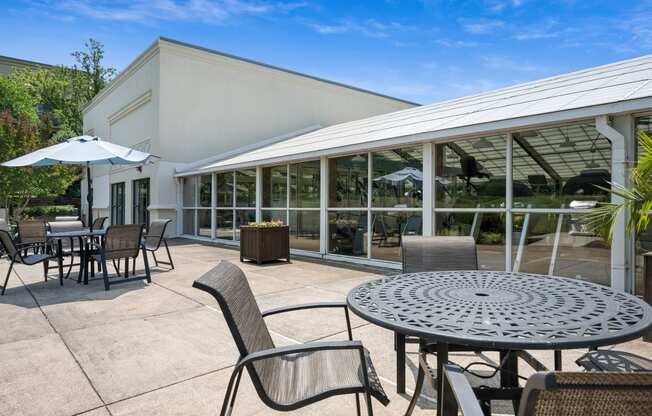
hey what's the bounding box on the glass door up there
[110,182,125,225]
[132,178,150,227]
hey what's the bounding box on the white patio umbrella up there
[1,136,151,229]
[374,167,424,183]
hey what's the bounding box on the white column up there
[255,166,262,222]
[596,115,634,292]
[505,133,513,272]
[319,157,328,255]
[422,142,434,236]
[210,173,216,239]
[175,177,183,236]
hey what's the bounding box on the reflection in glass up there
[512,213,610,285]
[197,210,211,237]
[329,155,367,208]
[290,211,320,252]
[199,175,212,207]
[236,169,256,207]
[235,210,256,240]
[290,160,320,208]
[262,210,287,223]
[435,212,505,271]
[183,209,195,235]
[435,136,506,208]
[634,117,652,296]
[372,147,423,208]
[215,209,234,240]
[328,211,367,257]
[370,212,422,261]
[216,172,234,207]
[262,165,287,208]
[182,177,196,207]
[512,124,611,208]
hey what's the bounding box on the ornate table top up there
[347,271,652,350]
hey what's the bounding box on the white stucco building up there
[81,37,416,232]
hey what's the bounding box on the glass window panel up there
[110,182,125,226]
[262,165,287,208]
[329,155,368,208]
[634,116,652,296]
[435,212,505,271]
[183,209,195,235]
[372,147,422,208]
[216,172,234,208]
[328,211,368,257]
[290,211,320,252]
[435,136,506,208]
[236,169,256,207]
[290,160,320,208]
[235,210,256,241]
[512,213,610,286]
[370,212,422,262]
[261,209,287,223]
[215,209,234,240]
[512,123,611,208]
[199,175,212,207]
[132,178,150,226]
[182,176,196,207]
[197,210,211,237]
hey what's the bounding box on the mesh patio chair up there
[91,216,108,230]
[91,224,150,291]
[17,219,48,253]
[47,220,85,279]
[441,364,652,416]
[143,219,174,270]
[0,229,59,295]
[576,350,652,372]
[192,261,389,416]
[396,235,478,394]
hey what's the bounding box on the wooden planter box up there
[240,226,290,264]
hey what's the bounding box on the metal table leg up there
[500,350,520,413]
[57,239,64,285]
[396,332,406,394]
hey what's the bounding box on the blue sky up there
[2,1,651,103]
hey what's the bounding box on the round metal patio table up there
[48,229,106,285]
[346,270,652,415]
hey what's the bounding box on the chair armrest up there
[441,364,484,416]
[262,302,354,340]
[261,302,347,317]
[235,340,364,370]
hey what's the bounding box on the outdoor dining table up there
[347,270,652,415]
[48,228,106,285]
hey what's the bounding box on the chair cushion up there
[255,347,389,407]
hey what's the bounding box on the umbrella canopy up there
[1,135,150,167]
[1,136,151,230]
[374,167,424,183]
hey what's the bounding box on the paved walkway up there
[0,239,650,416]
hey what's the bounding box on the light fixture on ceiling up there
[558,129,576,148]
[351,154,365,163]
[472,137,494,149]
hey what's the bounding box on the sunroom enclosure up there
[178,115,645,294]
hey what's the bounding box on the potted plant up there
[585,131,652,340]
[239,220,290,264]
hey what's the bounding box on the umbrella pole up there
[87,164,93,231]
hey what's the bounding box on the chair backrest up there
[0,219,9,233]
[193,261,276,401]
[145,219,171,250]
[48,221,85,250]
[518,372,652,416]
[92,216,108,230]
[54,216,79,221]
[0,229,19,259]
[401,235,478,273]
[102,224,143,260]
[17,220,47,244]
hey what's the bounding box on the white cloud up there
[305,18,417,39]
[461,19,505,35]
[436,39,478,48]
[481,55,540,72]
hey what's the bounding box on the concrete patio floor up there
[1,239,650,416]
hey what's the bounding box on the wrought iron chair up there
[47,220,85,279]
[143,219,174,270]
[91,224,150,291]
[192,261,389,416]
[441,364,652,416]
[0,229,59,295]
[396,235,478,394]
[576,350,652,372]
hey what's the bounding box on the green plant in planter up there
[585,132,652,241]
[247,220,284,228]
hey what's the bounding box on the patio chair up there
[91,216,108,230]
[91,224,150,291]
[54,216,79,221]
[143,219,174,270]
[0,229,58,295]
[47,220,85,279]
[396,235,479,393]
[192,261,389,416]
[576,350,652,372]
[17,219,48,253]
[440,364,652,416]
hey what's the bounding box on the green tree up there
[71,38,117,100]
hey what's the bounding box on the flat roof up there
[194,53,652,173]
